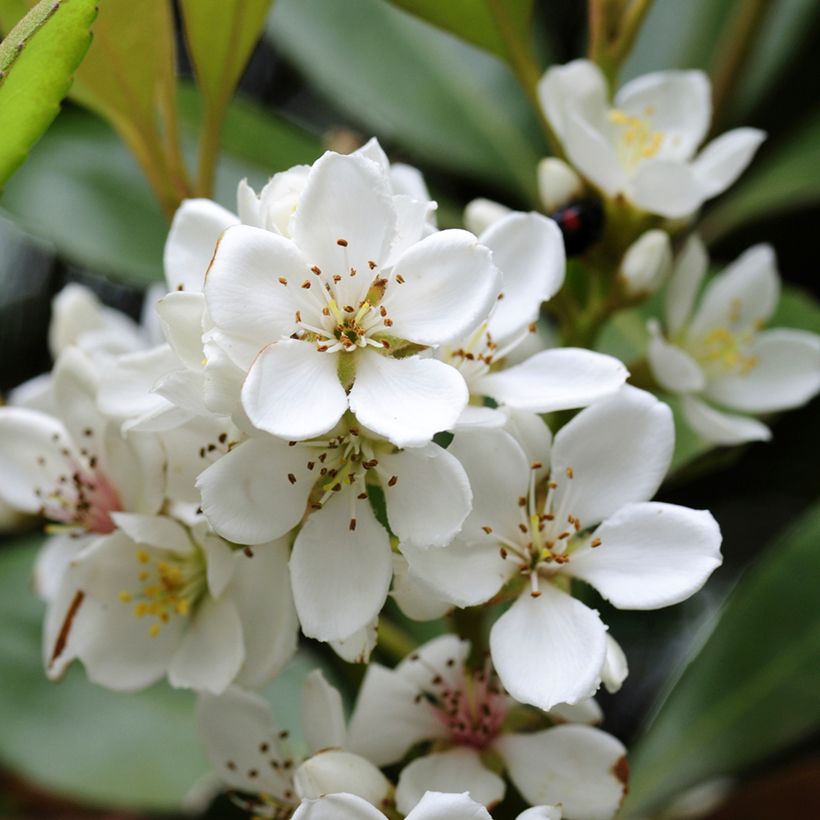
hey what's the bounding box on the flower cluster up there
[1,53,818,820]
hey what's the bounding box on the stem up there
[196,105,225,198]
[709,0,768,133]
[486,0,565,157]
[377,617,418,662]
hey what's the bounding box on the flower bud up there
[602,634,629,694]
[294,750,392,806]
[619,229,673,297]
[464,197,511,235]
[537,157,583,212]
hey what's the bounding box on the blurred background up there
[0,0,818,817]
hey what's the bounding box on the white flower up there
[619,229,672,297]
[538,60,765,219]
[196,418,471,645]
[647,236,820,444]
[347,634,628,819]
[203,149,501,447]
[196,673,390,818]
[401,388,722,710]
[440,211,628,427]
[293,792,560,820]
[45,512,298,692]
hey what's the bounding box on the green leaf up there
[180,0,273,114]
[701,111,820,243]
[386,0,533,62]
[0,0,96,188]
[624,503,820,816]
[267,0,544,201]
[0,535,332,810]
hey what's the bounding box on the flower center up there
[118,538,206,637]
[691,324,760,376]
[609,108,664,170]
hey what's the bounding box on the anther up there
[337,238,348,247]
[287,473,296,484]
[301,280,311,289]
[278,276,288,285]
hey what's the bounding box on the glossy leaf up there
[267,0,543,200]
[624,503,820,815]
[701,111,820,243]
[387,0,533,62]
[0,0,96,187]
[0,535,330,810]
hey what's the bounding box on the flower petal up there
[347,663,446,766]
[688,244,779,338]
[481,212,565,341]
[242,340,348,441]
[376,442,471,548]
[704,328,820,413]
[164,198,238,293]
[680,394,771,445]
[615,70,711,161]
[566,502,722,610]
[475,348,628,413]
[396,749,505,815]
[292,151,396,275]
[692,127,765,198]
[383,229,501,346]
[348,351,468,448]
[490,585,607,711]
[498,724,627,819]
[109,512,192,553]
[168,595,245,693]
[197,436,314,544]
[628,159,704,219]
[602,634,629,694]
[647,324,706,393]
[293,794,386,820]
[665,234,708,337]
[331,619,379,664]
[406,790,493,820]
[295,750,392,805]
[391,556,452,621]
[302,669,347,753]
[155,291,205,371]
[551,387,674,529]
[290,491,392,642]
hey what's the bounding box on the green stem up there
[377,617,418,662]
[709,0,768,133]
[448,606,489,665]
[196,104,224,198]
[486,0,564,158]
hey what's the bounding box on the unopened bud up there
[464,197,511,235]
[294,750,392,805]
[538,157,583,212]
[619,229,672,297]
[602,634,628,694]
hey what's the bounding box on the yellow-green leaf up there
[0,0,96,187]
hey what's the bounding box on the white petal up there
[295,750,392,805]
[302,669,347,753]
[376,442,471,548]
[292,794,386,820]
[498,724,627,819]
[475,348,628,413]
[196,685,290,797]
[155,291,206,371]
[242,341,348,441]
[388,194,436,263]
[164,198,238,293]
[396,634,471,690]
[464,198,511,235]
[481,212,565,341]
[454,405,508,429]
[537,156,582,212]
[704,329,820,413]
[383,229,501,346]
[50,347,102,444]
[516,808,562,820]
[391,556,452,621]
[647,324,706,393]
[390,161,433,203]
[563,110,626,195]
[538,60,609,141]
[688,244,779,338]
[230,538,299,688]
[692,128,766,198]
[331,620,379,664]
[551,387,674,529]
[34,533,90,601]
[616,70,711,161]
[680,394,771,445]
[501,408,552,482]
[400,538,513,608]
[204,225,309,365]
[236,178,263,227]
[628,159,704,219]
[406,790,493,820]
[602,634,629,694]
[290,492,392,642]
[197,436,313,544]
[665,234,708,337]
[199,531,238,597]
[349,351,468,448]
[490,585,607,711]
[347,663,446,766]
[396,749,504,815]
[109,512,192,553]
[292,151,396,275]
[548,697,603,726]
[567,502,722,609]
[168,596,245,693]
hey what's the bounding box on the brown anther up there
[531,461,543,470]
[518,523,528,534]
[311,265,321,275]
[349,518,357,531]
[244,547,255,557]
[278,276,288,285]
[357,492,368,500]
[349,268,357,277]
[497,292,504,300]
[287,473,296,485]
[322,307,330,316]
[368,260,377,270]
[343,304,355,313]
[387,475,398,487]
[591,537,602,548]
[295,310,302,323]
[383,318,393,327]
[482,525,493,534]
[301,280,311,289]
[395,274,405,284]
[517,496,527,507]
[528,322,537,333]
[565,467,574,479]
[548,481,558,489]
[558,530,571,540]
[337,238,348,247]
[381,340,390,349]
[333,274,342,283]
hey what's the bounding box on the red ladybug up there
[549,197,604,256]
